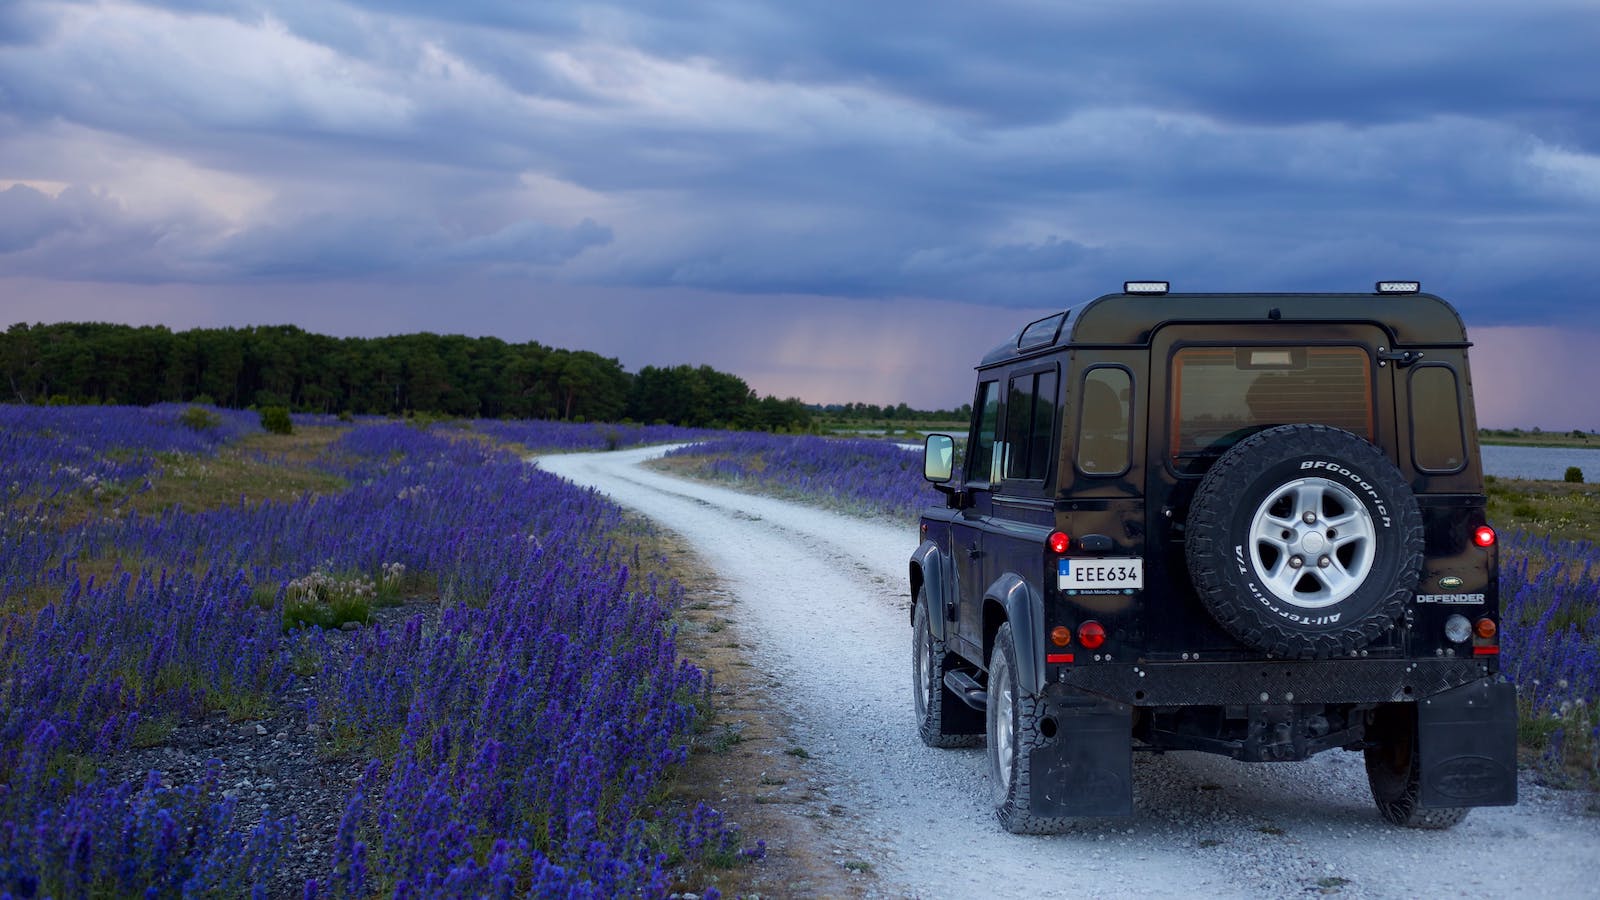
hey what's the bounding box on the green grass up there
[1485,475,1600,545]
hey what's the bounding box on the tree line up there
[813,401,972,422]
[0,322,811,430]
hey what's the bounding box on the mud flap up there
[1418,680,1518,809]
[1031,693,1134,817]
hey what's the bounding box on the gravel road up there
[539,446,1600,900]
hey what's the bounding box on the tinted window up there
[968,380,1001,484]
[1410,365,1466,472]
[1078,367,1132,476]
[1171,346,1371,473]
[1004,370,1057,481]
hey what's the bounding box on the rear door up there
[1145,323,1398,655]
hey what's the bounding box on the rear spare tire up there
[1185,424,1423,659]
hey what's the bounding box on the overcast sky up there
[2,0,1597,426]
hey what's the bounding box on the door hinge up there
[1376,347,1424,368]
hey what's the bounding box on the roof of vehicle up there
[979,291,1470,368]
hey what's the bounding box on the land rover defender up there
[910,281,1516,833]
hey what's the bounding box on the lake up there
[1481,444,1600,481]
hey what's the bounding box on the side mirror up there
[923,434,955,483]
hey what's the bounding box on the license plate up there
[1058,557,1143,591]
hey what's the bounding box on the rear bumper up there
[1057,657,1494,706]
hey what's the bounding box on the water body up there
[1481,444,1600,480]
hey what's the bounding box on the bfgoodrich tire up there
[912,590,982,748]
[986,623,1072,834]
[1185,424,1423,659]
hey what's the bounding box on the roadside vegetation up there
[0,404,758,896]
[656,432,935,520]
[1480,427,1600,448]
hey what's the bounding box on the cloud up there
[195,210,615,279]
[0,0,1594,330]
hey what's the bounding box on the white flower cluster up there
[395,485,428,501]
[287,568,376,604]
[380,561,406,588]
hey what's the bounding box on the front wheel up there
[986,623,1071,834]
[1364,705,1470,829]
[912,591,981,748]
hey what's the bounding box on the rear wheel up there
[912,590,981,748]
[986,623,1071,834]
[1364,705,1470,829]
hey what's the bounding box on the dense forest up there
[0,322,811,429]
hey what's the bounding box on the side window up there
[1003,369,1057,482]
[1078,367,1132,476]
[1410,365,1466,472]
[967,380,1001,484]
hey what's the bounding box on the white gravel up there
[539,446,1600,900]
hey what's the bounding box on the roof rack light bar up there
[1124,281,1169,295]
[1376,281,1421,294]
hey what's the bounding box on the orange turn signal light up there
[1050,626,1072,647]
[1474,617,1497,640]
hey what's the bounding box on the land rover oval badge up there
[1439,576,1465,589]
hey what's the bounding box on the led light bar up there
[1124,281,1169,295]
[1376,281,1421,294]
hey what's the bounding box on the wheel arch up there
[909,540,948,641]
[983,572,1044,695]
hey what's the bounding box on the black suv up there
[910,282,1516,833]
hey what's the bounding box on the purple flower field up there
[2,404,259,506]
[668,432,1600,779]
[0,407,743,897]
[662,433,938,519]
[1499,532,1600,770]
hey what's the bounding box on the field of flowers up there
[664,432,1600,783]
[0,406,744,896]
[660,433,937,519]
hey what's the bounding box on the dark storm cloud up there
[0,0,1595,327]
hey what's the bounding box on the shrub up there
[1565,466,1584,484]
[260,406,293,435]
[178,405,221,432]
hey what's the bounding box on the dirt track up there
[539,446,1600,900]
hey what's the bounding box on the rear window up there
[1170,346,1372,473]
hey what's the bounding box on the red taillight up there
[1048,531,1071,554]
[1473,526,1496,548]
[1078,621,1106,649]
